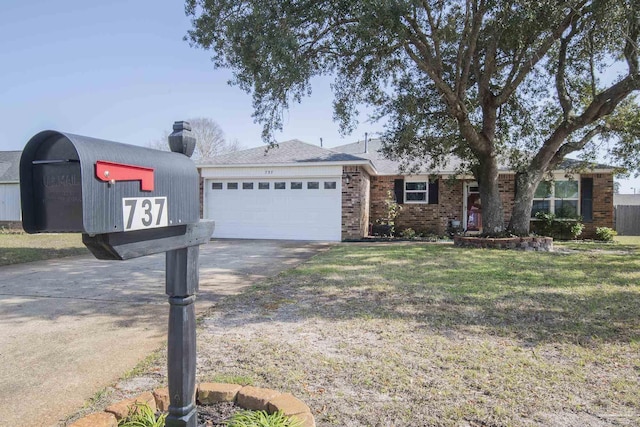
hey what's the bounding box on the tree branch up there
[403,42,488,155]
[495,1,588,106]
[624,1,639,75]
[548,126,604,169]
[298,18,359,51]
[422,0,443,68]
[404,13,443,77]
[531,73,640,174]
[556,24,580,119]
[457,0,484,99]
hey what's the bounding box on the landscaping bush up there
[533,211,584,240]
[595,226,617,242]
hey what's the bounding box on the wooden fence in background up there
[615,205,640,235]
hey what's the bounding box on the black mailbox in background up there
[20,130,199,235]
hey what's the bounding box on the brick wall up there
[342,166,370,239]
[368,173,613,237]
[583,173,614,238]
[370,175,464,235]
[498,174,516,225]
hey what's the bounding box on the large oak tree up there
[186,0,640,235]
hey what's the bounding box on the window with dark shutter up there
[581,177,593,222]
[394,179,404,204]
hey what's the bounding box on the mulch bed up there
[197,402,242,426]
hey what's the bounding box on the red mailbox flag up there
[95,161,155,191]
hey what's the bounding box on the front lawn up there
[0,231,87,266]
[194,242,640,426]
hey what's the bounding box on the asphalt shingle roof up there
[200,139,368,165]
[333,139,614,175]
[201,138,613,176]
[333,139,468,174]
[0,151,21,182]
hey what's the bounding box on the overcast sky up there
[1,0,638,193]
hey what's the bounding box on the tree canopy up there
[186,0,640,235]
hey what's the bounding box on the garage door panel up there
[205,179,341,241]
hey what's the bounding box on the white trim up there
[532,179,581,217]
[198,160,377,175]
[462,182,480,232]
[404,175,429,204]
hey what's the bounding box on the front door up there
[465,184,482,232]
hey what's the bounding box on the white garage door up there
[205,178,342,241]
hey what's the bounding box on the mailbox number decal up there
[122,197,168,231]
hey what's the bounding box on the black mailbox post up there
[20,122,213,427]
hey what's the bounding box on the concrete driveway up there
[0,239,327,427]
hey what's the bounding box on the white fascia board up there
[199,160,377,176]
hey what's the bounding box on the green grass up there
[0,231,88,265]
[288,244,640,342]
[205,374,255,386]
[615,235,640,245]
[195,242,640,426]
[555,234,640,252]
[121,351,164,381]
[225,410,304,427]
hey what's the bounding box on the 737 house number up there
[122,197,168,231]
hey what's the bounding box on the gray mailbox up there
[20,123,213,427]
[20,130,199,235]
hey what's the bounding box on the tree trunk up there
[508,172,543,236]
[475,156,505,236]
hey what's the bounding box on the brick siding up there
[370,176,464,235]
[342,166,370,239]
[498,174,516,225]
[366,173,613,237]
[582,173,614,239]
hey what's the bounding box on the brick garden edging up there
[68,383,315,427]
[454,235,553,251]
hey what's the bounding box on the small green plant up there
[570,221,584,239]
[118,402,166,427]
[225,410,303,427]
[400,227,417,239]
[375,190,402,236]
[595,226,617,242]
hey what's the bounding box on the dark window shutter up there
[428,179,439,204]
[394,179,404,204]
[581,177,593,222]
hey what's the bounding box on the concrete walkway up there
[0,239,327,427]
